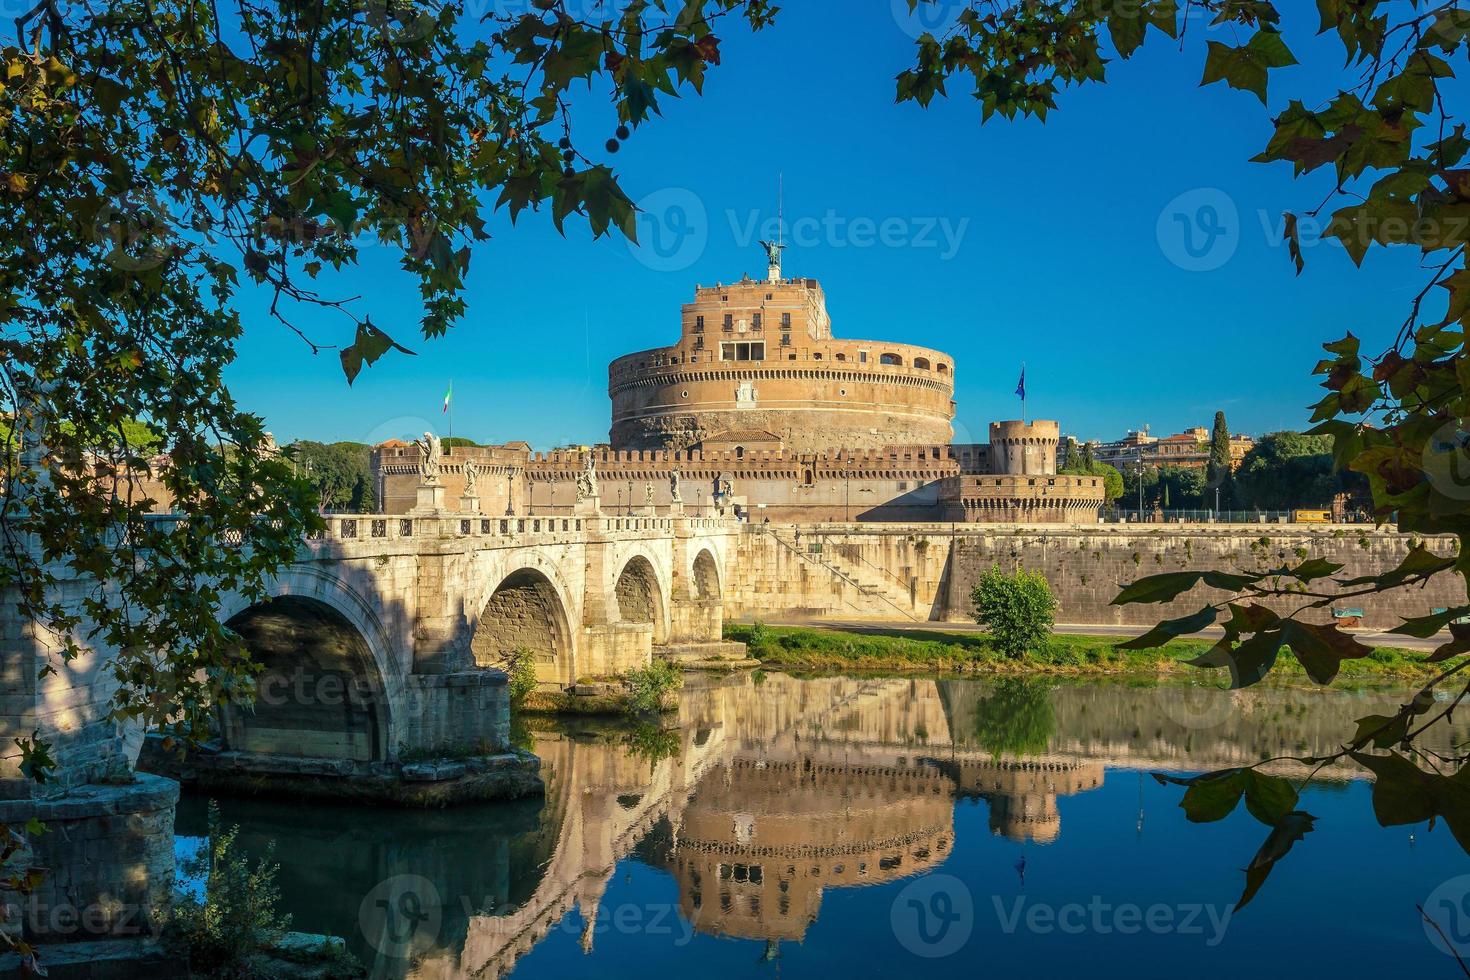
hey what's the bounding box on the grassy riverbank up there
[724,623,1438,680]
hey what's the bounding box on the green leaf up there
[339,318,416,385]
[1201,31,1298,105]
[1242,771,1300,825]
[1117,604,1219,650]
[1238,811,1316,910]
[1390,606,1470,639]
[1112,571,1205,605]
[1280,620,1374,684]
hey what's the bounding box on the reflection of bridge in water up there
[275,672,1463,979]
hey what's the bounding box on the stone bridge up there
[3,511,742,794]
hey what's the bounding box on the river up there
[174,672,1470,978]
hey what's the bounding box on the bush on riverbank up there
[724,623,1436,680]
[970,565,1057,659]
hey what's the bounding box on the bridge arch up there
[218,595,393,762]
[472,567,576,687]
[614,554,669,645]
[691,548,722,602]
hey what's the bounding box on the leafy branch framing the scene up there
[0,0,777,962]
[896,0,1470,910]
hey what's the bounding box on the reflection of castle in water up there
[187,674,1470,978]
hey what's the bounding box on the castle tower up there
[608,246,956,453]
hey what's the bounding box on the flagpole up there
[448,378,454,439]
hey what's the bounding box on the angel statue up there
[463,456,480,496]
[416,431,442,484]
[669,469,682,503]
[576,452,599,501]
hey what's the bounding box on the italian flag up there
[442,381,452,414]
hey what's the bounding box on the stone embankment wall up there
[728,523,1466,629]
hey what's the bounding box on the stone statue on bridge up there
[416,431,443,484]
[645,482,655,507]
[463,456,480,496]
[576,452,599,501]
[669,469,682,503]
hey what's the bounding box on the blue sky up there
[225,2,1437,448]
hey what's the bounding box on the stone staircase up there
[760,528,924,622]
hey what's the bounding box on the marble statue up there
[415,431,442,484]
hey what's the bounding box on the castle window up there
[781,333,791,347]
[752,313,762,330]
[914,357,931,370]
[695,315,704,333]
[937,363,950,374]
[898,481,908,491]
[735,447,745,459]
[880,352,903,366]
[839,388,847,396]
[722,341,765,361]
[835,352,846,361]
[813,352,823,360]
[859,350,868,363]
[802,468,814,485]
[681,391,689,398]
[781,312,792,328]
[723,314,733,330]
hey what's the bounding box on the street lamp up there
[505,472,515,516]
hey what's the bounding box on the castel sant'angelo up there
[372,245,1107,523]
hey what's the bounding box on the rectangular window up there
[781,313,792,329]
[752,313,762,330]
[781,333,791,347]
[694,315,704,333]
[721,342,766,362]
[859,350,868,363]
[724,314,734,330]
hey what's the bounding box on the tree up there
[898,0,1470,909]
[1059,453,1124,504]
[970,564,1057,659]
[1207,411,1233,506]
[0,1,779,959]
[1232,432,1339,510]
[284,440,376,512]
[0,0,777,759]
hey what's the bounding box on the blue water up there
[175,674,1470,978]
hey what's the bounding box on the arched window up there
[813,352,823,360]
[803,468,814,486]
[735,446,745,459]
[880,353,903,366]
[913,357,931,370]
[835,352,846,361]
[936,363,950,375]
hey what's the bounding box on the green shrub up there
[503,646,539,703]
[746,619,771,648]
[970,565,1057,660]
[166,801,291,977]
[623,660,683,715]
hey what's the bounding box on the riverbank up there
[725,623,1440,680]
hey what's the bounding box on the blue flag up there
[1015,368,1026,401]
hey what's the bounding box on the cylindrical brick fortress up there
[609,277,955,453]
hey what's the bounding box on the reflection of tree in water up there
[973,679,1055,757]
